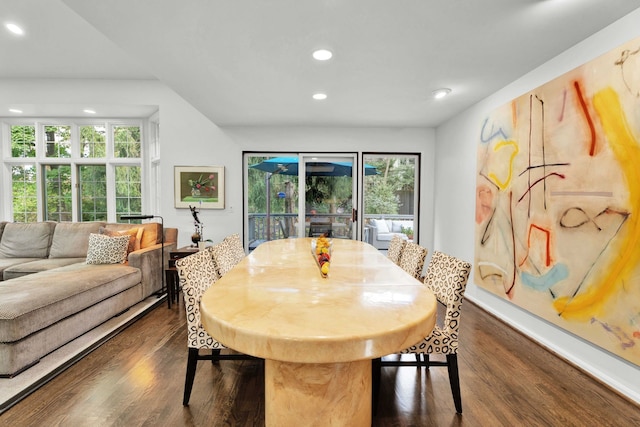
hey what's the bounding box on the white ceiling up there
[1,0,639,126]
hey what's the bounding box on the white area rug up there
[0,295,165,414]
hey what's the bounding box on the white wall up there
[435,8,640,403]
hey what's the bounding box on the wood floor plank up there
[1,298,638,426]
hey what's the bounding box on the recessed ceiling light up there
[312,49,333,61]
[5,23,24,36]
[9,108,23,113]
[83,109,96,114]
[432,88,452,99]
[313,93,327,100]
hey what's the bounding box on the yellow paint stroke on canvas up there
[488,140,519,190]
[554,87,640,319]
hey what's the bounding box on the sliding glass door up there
[245,152,418,250]
[299,154,357,240]
[362,154,419,249]
[245,153,359,248]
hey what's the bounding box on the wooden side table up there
[165,246,199,308]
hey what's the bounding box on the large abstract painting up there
[475,35,640,366]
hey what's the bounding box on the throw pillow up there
[86,233,130,265]
[373,219,390,234]
[99,226,143,257]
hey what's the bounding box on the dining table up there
[200,237,437,427]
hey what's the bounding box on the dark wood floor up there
[2,298,639,426]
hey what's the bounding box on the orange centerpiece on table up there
[312,236,332,277]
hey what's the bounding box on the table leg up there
[265,359,371,427]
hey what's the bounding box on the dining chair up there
[309,217,332,237]
[372,250,472,414]
[175,249,255,406]
[210,234,246,277]
[224,233,246,263]
[398,241,428,279]
[387,234,407,265]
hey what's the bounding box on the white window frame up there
[0,118,151,222]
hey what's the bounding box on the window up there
[45,125,71,158]
[43,164,72,221]
[2,120,147,223]
[11,165,37,222]
[114,125,141,158]
[79,165,107,221]
[115,165,142,221]
[363,154,419,247]
[11,125,36,158]
[80,125,106,158]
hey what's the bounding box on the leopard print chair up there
[210,234,246,277]
[373,250,472,414]
[398,241,428,279]
[387,235,407,265]
[176,249,254,406]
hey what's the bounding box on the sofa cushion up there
[49,221,106,258]
[376,233,405,242]
[104,222,161,249]
[372,219,390,234]
[0,284,141,377]
[1,258,41,281]
[3,258,86,280]
[86,233,130,265]
[0,263,141,342]
[0,222,56,258]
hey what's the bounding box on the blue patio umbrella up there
[250,156,378,176]
[250,156,377,241]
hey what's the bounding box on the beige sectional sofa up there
[0,221,177,377]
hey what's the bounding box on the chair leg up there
[446,354,462,413]
[424,354,430,368]
[183,347,199,406]
[371,357,381,416]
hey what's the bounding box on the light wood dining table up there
[200,238,437,427]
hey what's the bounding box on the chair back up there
[175,249,222,349]
[309,218,332,237]
[423,251,471,342]
[210,234,246,277]
[225,233,246,267]
[387,235,407,265]
[398,242,428,279]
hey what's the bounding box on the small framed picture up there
[174,166,225,209]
